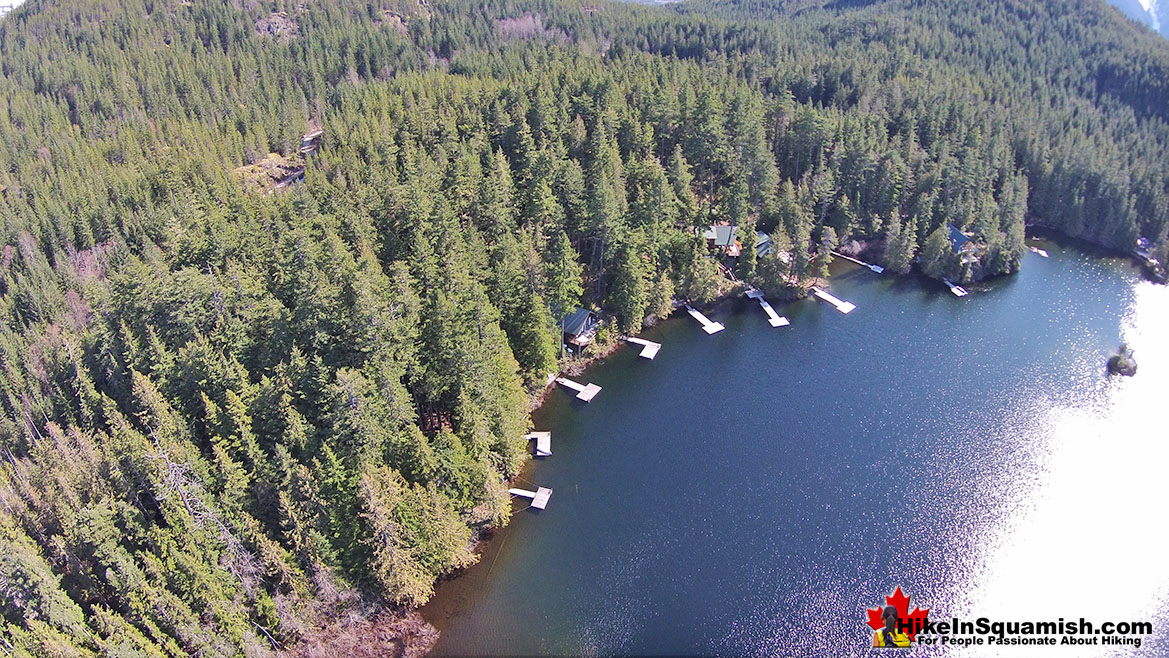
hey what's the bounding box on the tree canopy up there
[0,0,1166,653]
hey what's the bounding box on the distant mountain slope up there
[1105,0,1169,37]
[1109,0,1156,25]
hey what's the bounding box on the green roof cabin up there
[560,307,599,350]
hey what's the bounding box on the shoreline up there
[281,608,439,658]
[412,281,811,649]
[411,238,1163,656]
[318,233,1160,656]
[523,277,802,410]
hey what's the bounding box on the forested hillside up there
[1,0,1167,654]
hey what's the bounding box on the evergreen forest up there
[1,0,1167,654]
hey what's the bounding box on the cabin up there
[754,231,774,257]
[560,307,598,351]
[702,225,741,257]
[947,224,981,265]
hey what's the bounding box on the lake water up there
[422,238,1169,656]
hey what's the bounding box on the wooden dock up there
[625,336,662,359]
[555,377,602,402]
[509,487,552,510]
[746,289,790,327]
[684,304,725,334]
[831,251,884,273]
[526,431,552,457]
[942,279,969,297]
[811,287,856,314]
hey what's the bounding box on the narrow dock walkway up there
[684,304,725,334]
[942,279,969,297]
[811,287,856,314]
[509,487,552,510]
[556,377,602,402]
[831,251,884,273]
[526,431,551,457]
[746,289,790,327]
[625,336,662,359]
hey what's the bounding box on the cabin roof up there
[947,224,972,253]
[754,231,773,257]
[703,225,738,248]
[561,307,595,337]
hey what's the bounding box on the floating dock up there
[1029,246,1049,258]
[831,251,884,273]
[509,487,552,510]
[942,279,969,297]
[526,431,551,457]
[555,377,602,402]
[684,304,725,334]
[811,287,856,314]
[746,289,790,327]
[625,337,662,359]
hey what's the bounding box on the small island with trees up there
[1107,344,1138,377]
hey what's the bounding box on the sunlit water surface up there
[422,239,1168,657]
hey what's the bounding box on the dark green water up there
[422,239,1169,657]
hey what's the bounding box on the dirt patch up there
[373,0,431,29]
[376,11,410,36]
[234,152,305,193]
[496,13,566,41]
[280,609,438,658]
[256,12,299,42]
[497,13,547,39]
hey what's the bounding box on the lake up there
[421,238,1169,656]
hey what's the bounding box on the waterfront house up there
[947,224,981,265]
[702,225,741,257]
[754,231,773,257]
[560,307,599,351]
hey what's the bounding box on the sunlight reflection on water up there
[951,281,1169,656]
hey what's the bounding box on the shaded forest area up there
[1,0,1167,654]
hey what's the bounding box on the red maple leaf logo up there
[866,586,930,642]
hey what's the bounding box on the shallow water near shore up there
[422,240,1169,657]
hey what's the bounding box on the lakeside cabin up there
[702,225,741,257]
[560,307,599,354]
[754,231,774,257]
[703,226,781,260]
[947,224,982,266]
